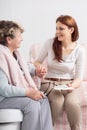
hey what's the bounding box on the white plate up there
[54,85,74,91]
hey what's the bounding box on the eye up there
[59,27,65,31]
[56,27,65,31]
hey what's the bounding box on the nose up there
[21,36,23,41]
[56,30,60,36]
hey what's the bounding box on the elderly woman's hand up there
[26,87,45,100]
[35,64,47,79]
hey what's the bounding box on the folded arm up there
[0,68,45,100]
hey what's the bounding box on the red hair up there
[53,15,79,62]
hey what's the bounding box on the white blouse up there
[36,38,86,80]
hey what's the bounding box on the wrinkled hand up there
[35,65,47,79]
[26,88,45,100]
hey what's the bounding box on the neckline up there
[62,43,80,59]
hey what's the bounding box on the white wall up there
[0,0,87,60]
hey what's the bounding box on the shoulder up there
[79,43,87,50]
[76,43,86,53]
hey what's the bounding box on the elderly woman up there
[0,20,53,130]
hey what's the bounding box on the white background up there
[0,0,87,60]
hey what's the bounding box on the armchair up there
[0,109,23,130]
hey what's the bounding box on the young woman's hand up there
[35,64,47,79]
[66,78,82,93]
[66,83,74,93]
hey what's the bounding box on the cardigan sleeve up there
[75,46,86,80]
[0,68,26,97]
[28,63,36,77]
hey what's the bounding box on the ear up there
[70,27,74,34]
[6,37,12,45]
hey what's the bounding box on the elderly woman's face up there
[7,30,23,51]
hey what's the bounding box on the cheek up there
[16,38,21,43]
[65,32,71,38]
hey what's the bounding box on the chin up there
[58,38,62,42]
[18,44,21,48]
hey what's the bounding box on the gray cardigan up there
[0,63,36,102]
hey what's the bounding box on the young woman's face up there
[56,21,73,42]
[7,30,23,51]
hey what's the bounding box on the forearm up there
[0,69,26,97]
[0,68,44,101]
